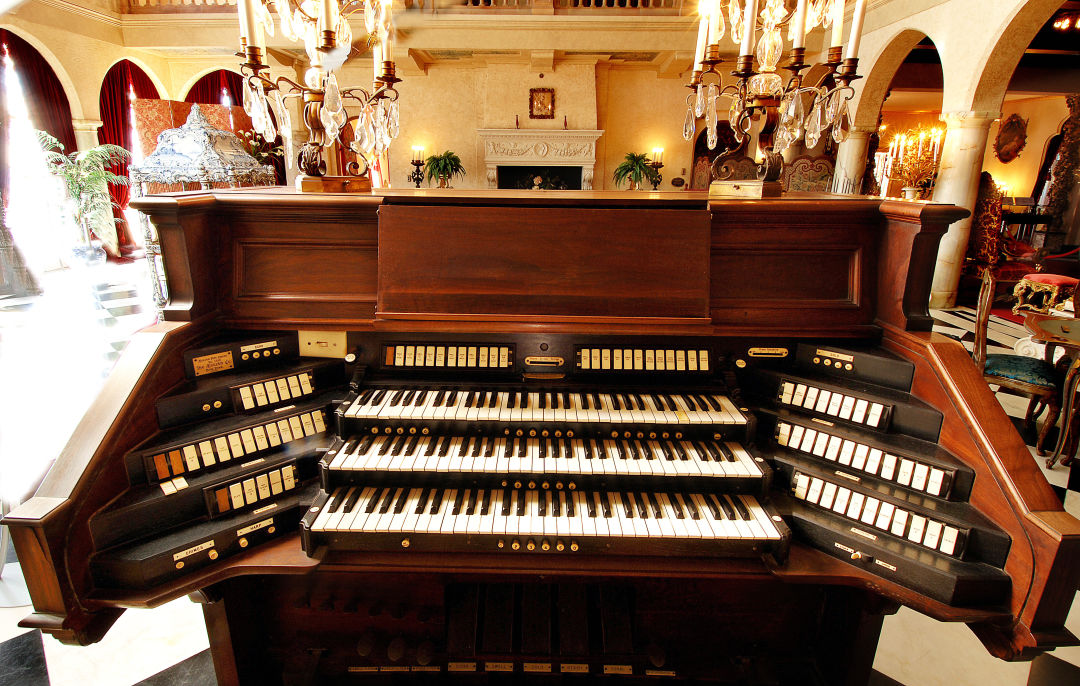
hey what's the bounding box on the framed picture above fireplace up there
[529,88,554,119]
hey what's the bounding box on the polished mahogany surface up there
[5,188,1079,685]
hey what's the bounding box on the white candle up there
[372,43,382,81]
[238,0,253,41]
[792,0,808,50]
[320,0,336,34]
[843,0,867,59]
[382,32,393,62]
[831,0,845,48]
[708,1,721,46]
[696,16,710,69]
[652,148,664,165]
[740,0,758,57]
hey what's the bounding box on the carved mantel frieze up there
[477,129,603,190]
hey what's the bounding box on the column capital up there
[938,110,1001,129]
[71,119,103,133]
[850,125,879,136]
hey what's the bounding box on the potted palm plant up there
[612,152,660,191]
[38,131,131,264]
[423,150,466,188]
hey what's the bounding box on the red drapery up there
[184,70,243,107]
[0,30,75,154]
[97,60,158,256]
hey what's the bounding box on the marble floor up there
[0,263,1078,685]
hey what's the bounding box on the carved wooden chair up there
[780,155,835,192]
[974,269,1062,454]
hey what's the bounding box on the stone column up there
[929,110,999,308]
[832,126,875,195]
[71,119,103,151]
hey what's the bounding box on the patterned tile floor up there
[0,270,1078,685]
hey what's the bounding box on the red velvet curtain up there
[184,70,243,107]
[97,60,158,255]
[0,30,75,154]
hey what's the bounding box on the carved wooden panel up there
[378,204,712,323]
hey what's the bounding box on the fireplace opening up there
[497,165,583,190]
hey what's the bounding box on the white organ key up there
[923,520,943,549]
[911,463,930,491]
[803,387,819,410]
[907,514,927,544]
[265,381,280,404]
[939,526,959,555]
[310,489,343,530]
[239,386,255,410]
[864,448,883,474]
[818,482,837,509]
[792,384,807,406]
[875,502,895,530]
[780,381,795,404]
[927,468,945,496]
[851,444,869,471]
[860,498,880,525]
[890,509,909,537]
[287,376,302,397]
[866,403,884,427]
[276,378,291,400]
[814,390,832,414]
[879,453,898,480]
[896,458,915,486]
[776,422,792,446]
[851,398,869,424]
[826,394,843,416]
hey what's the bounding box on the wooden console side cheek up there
[4,321,207,644]
[881,324,1080,659]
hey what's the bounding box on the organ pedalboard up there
[88,333,347,589]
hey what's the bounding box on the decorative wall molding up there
[477,128,603,190]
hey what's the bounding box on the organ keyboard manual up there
[5,188,1079,685]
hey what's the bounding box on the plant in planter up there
[38,131,131,263]
[612,152,660,191]
[424,150,466,188]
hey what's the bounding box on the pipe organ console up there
[6,189,1079,685]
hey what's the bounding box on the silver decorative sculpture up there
[130,104,276,308]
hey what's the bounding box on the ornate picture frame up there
[993,113,1028,164]
[529,88,554,119]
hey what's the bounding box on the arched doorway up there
[687,121,738,190]
[98,60,159,259]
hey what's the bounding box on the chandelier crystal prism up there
[685,0,867,187]
[236,0,401,180]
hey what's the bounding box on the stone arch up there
[0,23,81,118]
[968,0,1062,114]
[851,28,929,131]
[178,66,244,103]
[101,56,168,101]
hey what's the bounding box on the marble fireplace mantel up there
[477,128,604,190]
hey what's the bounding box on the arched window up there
[0,30,76,285]
[184,70,244,109]
[98,60,159,257]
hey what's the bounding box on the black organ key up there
[516,491,527,517]
[693,441,711,462]
[469,437,482,458]
[701,394,721,411]
[413,390,428,406]
[518,439,527,458]
[564,490,575,517]
[357,433,375,453]
[364,488,383,514]
[727,494,751,520]
[638,440,654,460]
[393,488,410,514]
[483,438,494,458]
[438,437,451,457]
[683,494,701,520]
[683,395,699,411]
[660,441,675,461]
[521,584,552,655]
[433,390,445,406]
[703,494,724,520]
[611,394,623,410]
[538,392,547,410]
[446,390,459,406]
[386,390,402,407]
[480,489,493,516]
[378,488,396,514]
[620,492,634,518]
[558,584,589,656]
[501,489,512,516]
[415,488,431,514]
[715,441,736,462]
[582,440,593,460]
[327,488,346,514]
[581,393,592,410]
[507,392,517,409]
[647,492,664,519]
[504,439,514,459]
[673,441,688,461]
[481,584,514,655]
[489,392,498,408]
[377,436,393,457]
[403,434,420,455]
[562,439,572,459]
[451,489,466,516]
[541,438,550,460]
[600,492,612,518]
[669,493,685,519]
[429,489,446,515]
[585,492,597,517]
[539,490,548,517]
[465,391,476,408]
[465,489,479,516]
[522,392,529,409]
[423,436,437,457]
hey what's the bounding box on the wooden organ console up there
[6,188,1080,685]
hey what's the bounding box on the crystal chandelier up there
[684,0,867,188]
[236,0,401,180]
